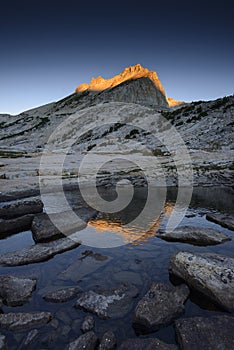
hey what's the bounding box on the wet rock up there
[0,188,40,202]
[99,330,116,350]
[75,284,138,319]
[0,198,43,219]
[19,329,39,350]
[0,334,7,350]
[133,282,189,333]
[59,251,111,282]
[156,226,231,246]
[119,337,178,350]
[169,251,234,311]
[206,213,234,231]
[0,233,81,266]
[0,214,34,237]
[81,315,95,333]
[175,315,234,350]
[0,275,36,306]
[0,312,52,330]
[32,211,88,243]
[66,331,99,350]
[43,286,82,303]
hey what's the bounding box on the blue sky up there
[0,0,233,114]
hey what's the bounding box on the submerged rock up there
[0,312,52,330]
[156,226,231,246]
[175,315,234,350]
[0,198,43,219]
[119,338,178,350]
[66,331,98,350]
[99,330,116,350]
[19,329,39,350]
[0,214,34,237]
[0,334,7,350]
[0,233,81,266]
[80,315,95,333]
[43,286,82,303]
[75,284,138,319]
[132,282,189,333]
[206,213,234,231]
[169,251,234,311]
[0,275,36,306]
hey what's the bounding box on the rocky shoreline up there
[0,187,233,349]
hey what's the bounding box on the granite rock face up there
[0,312,52,330]
[75,284,138,319]
[133,282,189,333]
[175,315,234,350]
[0,275,36,306]
[169,251,234,311]
[156,226,231,246]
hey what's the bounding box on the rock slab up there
[43,286,82,303]
[206,213,234,231]
[0,233,81,266]
[169,251,234,311]
[75,284,138,319]
[175,315,234,350]
[133,282,189,333]
[0,214,34,237]
[66,331,98,350]
[119,338,178,350]
[0,198,43,219]
[156,226,231,245]
[0,275,36,306]
[0,312,52,330]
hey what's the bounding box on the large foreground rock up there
[119,338,178,350]
[206,213,234,231]
[133,282,189,333]
[175,315,234,350]
[0,275,36,306]
[0,214,34,237]
[32,207,96,243]
[0,233,81,266]
[66,331,98,350]
[0,312,52,330]
[0,198,43,219]
[43,286,82,303]
[75,284,138,319]
[0,334,7,350]
[169,251,234,311]
[156,226,231,245]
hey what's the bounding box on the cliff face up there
[76,64,169,107]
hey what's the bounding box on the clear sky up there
[0,0,233,114]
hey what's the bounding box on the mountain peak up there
[76,64,166,96]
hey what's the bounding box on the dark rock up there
[0,312,52,330]
[175,315,234,350]
[133,282,189,333]
[43,286,82,303]
[156,226,231,246]
[0,233,81,266]
[0,275,36,306]
[99,330,116,350]
[206,213,234,231]
[119,337,178,350]
[169,251,234,311]
[66,331,99,350]
[0,198,43,219]
[75,284,138,319]
[0,188,40,202]
[0,214,34,237]
[0,334,7,350]
[81,315,95,333]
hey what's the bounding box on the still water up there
[0,186,233,349]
